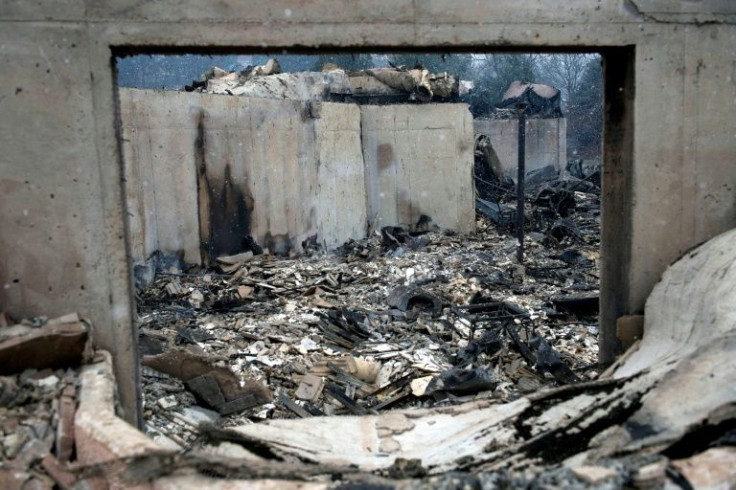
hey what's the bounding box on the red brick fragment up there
[56,385,76,462]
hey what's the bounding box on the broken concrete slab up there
[0,321,89,375]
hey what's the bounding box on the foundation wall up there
[473,118,567,179]
[120,90,472,265]
[120,89,367,263]
[362,104,475,233]
[1,1,735,421]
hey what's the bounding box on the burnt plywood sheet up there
[361,104,475,233]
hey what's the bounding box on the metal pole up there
[516,104,527,263]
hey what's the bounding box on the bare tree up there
[537,54,594,107]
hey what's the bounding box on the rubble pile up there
[183,58,460,103]
[0,218,731,489]
[0,314,89,489]
[137,203,600,449]
[0,368,78,489]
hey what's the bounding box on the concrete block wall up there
[120,89,202,265]
[1,0,735,422]
[314,102,370,251]
[473,118,567,179]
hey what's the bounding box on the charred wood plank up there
[504,322,536,367]
[323,383,369,415]
[277,393,312,418]
[529,336,579,385]
[0,322,89,375]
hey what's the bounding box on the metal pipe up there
[516,104,527,263]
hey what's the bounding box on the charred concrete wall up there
[120,89,367,263]
[120,89,201,265]
[1,1,735,423]
[362,104,475,233]
[120,90,472,265]
[473,118,567,179]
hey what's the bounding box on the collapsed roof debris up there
[0,314,89,489]
[184,58,460,103]
[135,177,601,449]
[129,227,736,488]
[496,80,563,118]
[3,227,731,488]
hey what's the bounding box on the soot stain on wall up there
[262,232,293,257]
[194,110,212,265]
[377,143,394,172]
[194,109,256,264]
[210,163,255,258]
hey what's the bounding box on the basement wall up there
[473,118,567,179]
[1,0,735,423]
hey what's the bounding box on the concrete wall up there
[1,0,735,422]
[119,89,475,264]
[121,90,472,265]
[120,89,201,264]
[120,89,367,263]
[362,104,475,233]
[474,118,567,179]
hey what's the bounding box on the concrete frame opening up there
[111,46,632,431]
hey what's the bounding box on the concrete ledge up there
[75,351,163,465]
[153,475,328,490]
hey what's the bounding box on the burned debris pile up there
[474,137,600,255]
[0,314,90,489]
[183,58,460,103]
[135,208,600,450]
[136,228,734,489]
